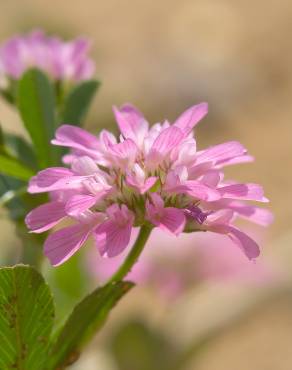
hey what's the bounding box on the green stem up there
[108,225,152,283]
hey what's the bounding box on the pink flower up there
[87,229,279,299]
[0,29,95,82]
[146,193,186,236]
[95,204,135,257]
[26,102,272,266]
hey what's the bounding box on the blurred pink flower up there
[25,103,272,266]
[87,228,278,299]
[0,29,95,82]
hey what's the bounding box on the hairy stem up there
[108,225,152,283]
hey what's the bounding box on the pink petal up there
[149,192,164,211]
[188,162,213,179]
[174,103,208,134]
[196,141,247,165]
[32,167,73,186]
[28,167,72,192]
[113,104,148,145]
[52,125,100,158]
[28,168,83,193]
[44,224,91,266]
[166,180,220,201]
[25,201,66,233]
[186,182,221,201]
[126,175,157,194]
[206,209,234,225]
[109,138,138,162]
[71,156,98,175]
[142,177,158,193]
[65,194,97,217]
[200,170,221,187]
[151,126,184,155]
[216,154,254,167]
[219,183,268,202]
[146,195,186,235]
[99,130,117,147]
[94,220,133,257]
[224,201,274,226]
[157,208,186,236]
[211,224,260,260]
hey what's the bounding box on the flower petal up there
[71,156,99,175]
[94,220,133,257]
[210,224,260,260]
[206,209,234,225]
[200,170,221,187]
[219,183,268,202]
[65,194,98,217]
[28,167,83,193]
[174,102,208,134]
[109,139,138,163]
[151,126,184,155]
[216,155,254,167]
[175,181,221,201]
[126,175,157,194]
[223,201,274,226]
[25,201,66,233]
[52,125,100,158]
[142,177,158,193]
[196,141,247,165]
[44,224,91,266]
[113,104,148,145]
[157,207,186,236]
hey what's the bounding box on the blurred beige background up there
[0,1,291,369]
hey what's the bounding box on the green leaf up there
[0,174,47,222]
[61,80,100,125]
[0,125,4,145]
[5,134,37,170]
[17,68,56,168]
[47,281,134,369]
[0,154,34,181]
[0,265,55,370]
[0,186,27,207]
[0,175,27,220]
[110,319,180,370]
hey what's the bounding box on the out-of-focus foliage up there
[17,69,57,168]
[47,281,134,370]
[61,80,101,125]
[109,319,180,370]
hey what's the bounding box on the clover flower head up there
[0,29,95,82]
[25,103,273,266]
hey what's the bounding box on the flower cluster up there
[0,29,94,84]
[25,103,272,266]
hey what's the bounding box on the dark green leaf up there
[17,68,56,168]
[0,265,55,370]
[5,134,37,169]
[47,281,133,369]
[0,186,27,207]
[0,175,27,220]
[61,80,100,125]
[0,125,4,145]
[0,154,34,181]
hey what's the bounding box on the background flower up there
[0,29,95,82]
